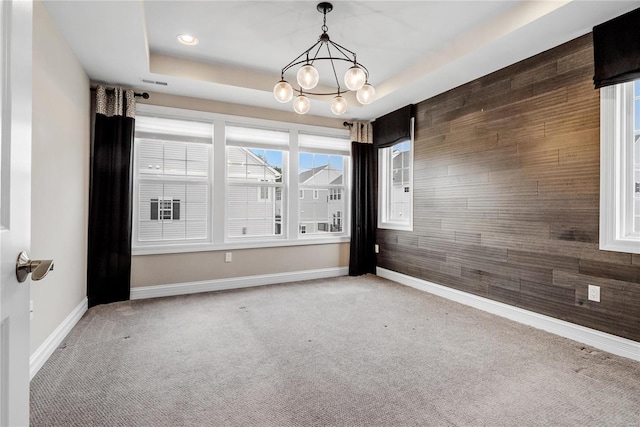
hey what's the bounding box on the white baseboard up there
[377,267,640,362]
[30,297,88,380]
[130,267,349,300]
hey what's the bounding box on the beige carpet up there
[30,275,640,426]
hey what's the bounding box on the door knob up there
[16,251,54,282]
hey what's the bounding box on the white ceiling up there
[43,0,638,121]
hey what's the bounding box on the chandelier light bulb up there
[293,94,311,114]
[344,65,366,91]
[330,95,348,116]
[297,64,320,90]
[273,80,293,103]
[356,83,376,105]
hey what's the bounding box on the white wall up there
[30,0,89,354]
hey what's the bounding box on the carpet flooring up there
[30,275,640,426]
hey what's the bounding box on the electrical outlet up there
[225,252,232,263]
[374,244,379,254]
[588,285,600,302]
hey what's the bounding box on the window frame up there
[378,118,415,231]
[600,81,640,254]
[133,122,213,248]
[297,138,351,238]
[132,104,351,255]
[225,140,287,241]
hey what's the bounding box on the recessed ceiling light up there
[177,34,198,46]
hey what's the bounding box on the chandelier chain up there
[322,7,328,33]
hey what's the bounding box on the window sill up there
[600,236,640,255]
[378,222,413,231]
[132,235,351,256]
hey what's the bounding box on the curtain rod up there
[90,86,149,99]
[344,121,366,129]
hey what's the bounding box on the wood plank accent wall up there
[376,34,640,342]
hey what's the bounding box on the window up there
[133,104,351,254]
[333,211,342,232]
[275,215,282,235]
[298,133,350,236]
[329,188,342,201]
[226,125,287,239]
[133,116,212,245]
[151,198,180,221]
[600,80,640,254]
[258,180,270,201]
[378,119,414,230]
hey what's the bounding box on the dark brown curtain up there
[373,105,413,148]
[349,130,377,276]
[87,86,136,307]
[593,7,640,89]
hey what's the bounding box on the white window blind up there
[225,125,289,150]
[138,139,210,179]
[134,116,212,245]
[135,116,213,143]
[299,133,351,155]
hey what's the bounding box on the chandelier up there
[273,2,375,116]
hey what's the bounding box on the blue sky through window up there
[299,152,343,174]
[249,149,282,169]
[394,139,411,153]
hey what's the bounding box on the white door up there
[0,0,33,426]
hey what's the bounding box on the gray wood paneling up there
[377,34,640,342]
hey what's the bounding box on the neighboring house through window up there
[298,133,350,236]
[226,125,286,239]
[151,198,180,221]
